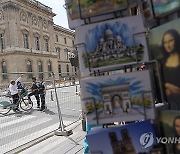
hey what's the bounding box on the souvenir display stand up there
[64,0,180,153]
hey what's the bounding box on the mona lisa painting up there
[149,19,180,109]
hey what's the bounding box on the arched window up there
[66,64,69,76]
[48,60,52,77]
[38,61,43,78]
[2,61,8,79]
[27,60,33,78]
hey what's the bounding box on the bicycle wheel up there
[19,98,33,111]
[0,101,11,115]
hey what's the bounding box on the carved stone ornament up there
[20,11,27,22]
[32,16,38,26]
[43,20,47,29]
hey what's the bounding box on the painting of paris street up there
[75,15,149,76]
[80,70,155,124]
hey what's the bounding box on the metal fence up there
[0,72,82,153]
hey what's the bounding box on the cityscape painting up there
[75,15,149,76]
[80,70,155,124]
[87,120,157,154]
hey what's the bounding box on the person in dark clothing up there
[28,77,40,109]
[39,76,46,111]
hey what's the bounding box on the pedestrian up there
[9,74,23,112]
[39,76,46,111]
[28,76,40,109]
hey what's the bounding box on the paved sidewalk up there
[18,121,85,154]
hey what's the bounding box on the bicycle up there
[0,88,33,115]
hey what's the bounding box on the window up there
[27,60,33,78]
[74,67,77,75]
[34,36,40,50]
[23,34,29,49]
[38,61,43,78]
[64,38,66,44]
[2,61,8,80]
[56,35,58,42]
[0,33,5,50]
[48,60,52,77]
[64,49,69,60]
[56,48,61,59]
[72,40,74,46]
[44,38,49,52]
[66,64,69,76]
[58,64,61,77]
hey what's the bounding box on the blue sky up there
[37,0,69,29]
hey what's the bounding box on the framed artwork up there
[158,110,180,154]
[149,19,180,109]
[75,15,149,76]
[87,120,158,154]
[152,0,180,17]
[79,0,127,18]
[80,70,155,124]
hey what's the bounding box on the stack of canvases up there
[65,0,180,153]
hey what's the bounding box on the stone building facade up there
[0,0,76,84]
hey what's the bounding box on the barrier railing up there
[0,72,82,153]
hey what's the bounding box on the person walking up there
[9,74,23,112]
[39,76,46,111]
[28,76,40,109]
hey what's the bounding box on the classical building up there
[0,0,76,85]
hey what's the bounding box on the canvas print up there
[80,70,155,124]
[79,0,127,18]
[87,120,158,154]
[149,19,180,110]
[158,110,180,154]
[65,0,80,20]
[75,15,149,76]
[152,0,180,17]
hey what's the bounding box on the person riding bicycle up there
[28,76,40,109]
[9,74,23,112]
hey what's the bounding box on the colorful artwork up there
[79,0,127,18]
[75,15,149,76]
[158,110,180,154]
[80,70,155,124]
[149,19,180,109]
[65,0,80,20]
[87,120,158,154]
[152,0,180,17]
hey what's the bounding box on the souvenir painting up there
[158,110,180,154]
[152,0,180,17]
[79,0,127,18]
[75,15,149,76]
[149,19,180,110]
[87,120,158,154]
[80,70,155,124]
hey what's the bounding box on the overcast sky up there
[37,0,69,29]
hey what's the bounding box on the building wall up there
[0,0,76,85]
